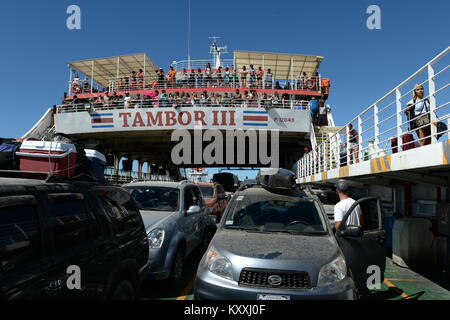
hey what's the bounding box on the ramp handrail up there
[298,46,450,179]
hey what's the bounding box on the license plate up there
[257,294,291,300]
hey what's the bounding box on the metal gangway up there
[297,47,450,185]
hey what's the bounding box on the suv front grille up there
[239,268,311,289]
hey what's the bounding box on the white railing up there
[171,59,235,71]
[298,47,450,179]
[57,98,311,113]
[104,168,177,183]
[104,73,323,92]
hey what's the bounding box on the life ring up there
[72,82,81,94]
[306,79,316,90]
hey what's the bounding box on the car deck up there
[141,254,450,301]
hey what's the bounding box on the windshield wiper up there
[225,226,262,232]
[264,229,327,235]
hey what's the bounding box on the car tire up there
[111,280,135,300]
[167,247,184,288]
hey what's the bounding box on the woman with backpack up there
[405,84,431,146]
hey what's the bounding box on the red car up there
[197,182,229,222]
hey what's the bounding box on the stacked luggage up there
[391,133,415,153]
[0,136,107,182]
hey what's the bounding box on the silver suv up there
[123,181,209,287]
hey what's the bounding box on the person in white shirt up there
[334,180,362,230]
[405,84,431,146]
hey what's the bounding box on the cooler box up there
[16,141,78,179]
[85,149,106,181]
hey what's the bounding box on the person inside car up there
[334,180,362,230]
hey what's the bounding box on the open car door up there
[336,196,386,290]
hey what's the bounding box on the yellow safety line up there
[385,278,428,283]
[372,158,379,173]
[379,157,387,172]
[176,278,196,300]
[384,279,411,299]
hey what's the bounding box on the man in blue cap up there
[334,180,362,230]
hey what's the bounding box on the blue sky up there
[0,0,449,180]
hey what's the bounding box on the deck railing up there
[57,98,311,113]
[298,47,450,179]
[103,74,322,92]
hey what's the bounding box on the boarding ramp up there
[297,47,450,186]
[21,108,55,140]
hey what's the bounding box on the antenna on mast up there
[188,0,191,69]
[209,36,228,69]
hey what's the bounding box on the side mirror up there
[187,205,201,215]
[340,225,363,238]
[218,193,227,200]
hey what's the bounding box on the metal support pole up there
[428,63,437,144]
[91,60,94,94]
[137,160,142,179]
[346,125,351,165]
[395,88,403,152]
[374,104,379,157]
[69,66,73,96]
[262,55,265,89]
[114,154,120,178]
[116,56,120,91]
[143,55,146,89]
[358,116,363,162]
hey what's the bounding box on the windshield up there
[126,187,180,212]
[224,192,327,234]
[199,186,214,198]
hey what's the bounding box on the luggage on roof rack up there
[16,141,78,179]
[257,168,297,190]
[0,140,22,171]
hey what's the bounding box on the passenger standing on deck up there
[240,66,248,88]
[205,63,212,87]
[265,68,273,89]
[405,84,431,146]
[249,65,256,88]
[348,123,359,164]
[223,67,231,87]
[189,69,196,88]
[196,68,203,88]
[257,67,264,89]
[334,180,362,230]
[124,92,131,109]
[138,69,145,88]
[168,66,177,88]
[157,68,165,88]
[318,99,329,126]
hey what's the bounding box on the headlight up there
[147,228,165,249]
[317,255,347,286]
[205,248,233,280]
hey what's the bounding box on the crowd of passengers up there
[71,64,326,93]
[67,89,310,109]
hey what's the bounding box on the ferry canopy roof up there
[234,50,324,80]
[68,53,159,87]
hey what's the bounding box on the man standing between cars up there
[334,180,362,230]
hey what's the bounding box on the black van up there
[0,177,149,300]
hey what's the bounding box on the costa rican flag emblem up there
[243,110,269,126]
[91,113,114,128]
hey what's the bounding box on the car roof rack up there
[0,169,105,184]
